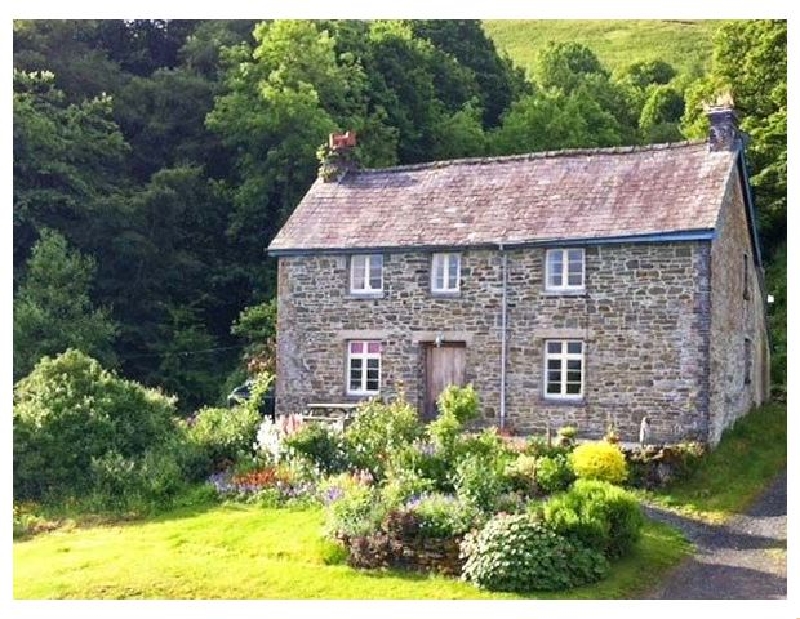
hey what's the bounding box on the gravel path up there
[643,471,787,599]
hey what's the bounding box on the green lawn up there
[13,503,688,599]
[483,19,721,77]
[643,403,787,523]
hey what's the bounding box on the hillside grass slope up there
[483,19,722,77]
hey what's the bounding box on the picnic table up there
[301,402,361,431]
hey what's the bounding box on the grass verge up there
[13,503,688,600]
[642,403,786,523]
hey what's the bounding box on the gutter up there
[499,244,508,430]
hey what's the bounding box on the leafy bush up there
[381,468,436,507]
[186,405,261,470]
[283,423,348,475]
[505,454,538,495]
[324,483,387,539]
[523,435,573,459]
[386,441,451,491]
[405,493,479,539]
[13,349,178,501]
[453,453,512,513]
[535,453,575,494]
[460,514,608,592]
[541,480,644,559]
[437,384,479,424]
[343,398,422,478]
[571,441,628,483]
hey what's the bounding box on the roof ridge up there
[354,139,708,175]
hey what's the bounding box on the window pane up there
[547,369,561,383]
[448,255,459,289]
[547,359,561,370]
[546,382,561,394]
[350,378,361,391]
[366,358,379,370]
[433,254,444,276]
[568,260,582,273]
[567,370,582,383]
[568,273,583,286]
[435,273,445,290]
[567,342,582,355]
[568,249,583,262]
[548,252,563,283]
[369,255,382,289]
[350,342,364,354]
[366,377,379,391]
[547,342,562,354]
[567,359,581,370]
[565,383,581,395]
[367,342,381,354]
[352,256,366,289]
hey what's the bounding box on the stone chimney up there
[319,131,357,182]
[704,93,741,152]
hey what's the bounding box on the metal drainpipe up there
[499,244,508,430]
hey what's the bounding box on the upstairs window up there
[744,338,752,385]
[351,255,383,294]
[431,253,460,293]
[347,341,381,395]
[546,248,585,291]
[545,340,584,398]
[743,253,750,300]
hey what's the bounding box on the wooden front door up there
[424,342,466,421]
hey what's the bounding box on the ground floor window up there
[347,340,381,395]
[545,340,584,398]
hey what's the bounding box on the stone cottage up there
[267,105,769,444]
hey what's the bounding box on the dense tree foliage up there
[12,19,786,406]
[682,19,787,388]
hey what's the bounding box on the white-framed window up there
[347,340,381,395]
[546,248,585,291]
[431,253,460,293]
[544,340,584,398]
[350,254,383,293]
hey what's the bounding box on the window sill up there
[538,396,587,407]
[430,290,461,298]
[542,289,587,297]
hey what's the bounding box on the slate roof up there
[267,140,738,255]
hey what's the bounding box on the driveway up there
[643,471,787,600]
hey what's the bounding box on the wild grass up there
[483,19,721,78]
[642,402,787,523]
[13,503,688,599]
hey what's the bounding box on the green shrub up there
[571,441,628,483]
[437,384,480,424]
[343,398,422,478]
[13,349,178,501]
[283,423,348,475]
[186,405,261,470]
[524,436,573,459]
[453,453,512,513]
[505,454,538,494]
[386,441,451,490]
[381,468,436,508]
[541,480,644,559]
[324,484,387,539]
[535,453,575,494]
[406,493,479,539]
[460,514,609,592]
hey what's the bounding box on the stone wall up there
[708,166,770,444]
[276,239,715,443]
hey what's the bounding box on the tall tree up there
[682,20,786,388]
[13,229,118,381]
[13,69,129,284]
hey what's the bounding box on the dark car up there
[227,379,276,422]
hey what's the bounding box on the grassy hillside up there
[483,19,721,78]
